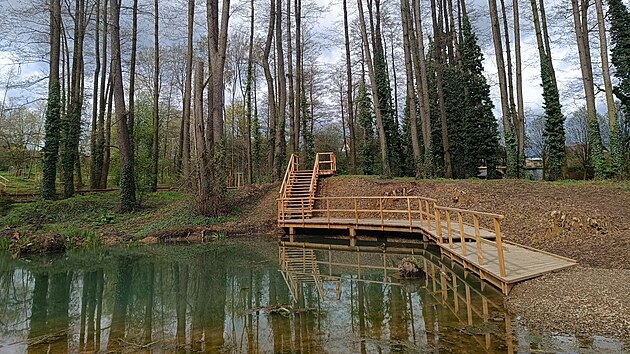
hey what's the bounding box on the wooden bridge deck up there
[277,153,577,295]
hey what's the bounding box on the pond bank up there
[2,176,629,343]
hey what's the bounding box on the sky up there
[0,0,627,127]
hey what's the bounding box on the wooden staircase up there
[278,153,336,221]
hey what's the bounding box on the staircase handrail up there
[308,154,321,206]
[279,154,299,199]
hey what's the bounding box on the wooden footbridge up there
[277,152,577,294]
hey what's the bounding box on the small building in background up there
[524,158,544,180]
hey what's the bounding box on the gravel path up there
[506,266,630,341]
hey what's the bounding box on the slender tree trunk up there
[151,0,160,192]
[339,83,349,160]
[571,0,604,178]
[262,0,277,180]
[274,0,287,180]
[97,0,109,189]
[412,0,433,176]
[90,0,101,189]
[343,0,357,173]
[400,0,422,178]
[62,0,86,198]
[488,0,511,135]
[179,0,194,181]
[129,0,138,158]
[245,0,254,184]
[357,0,391,177]
[111,0,136,211]
[595,0,616,128]
[286,0,296,155]
[513,0,526,175]
[101,75,112,188]
[430,0,452,178]
[42,0,62,199]
[295,0,303,158]
[538,0,557,84]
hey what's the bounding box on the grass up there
[1,190,237,250]
[0,170,41,194]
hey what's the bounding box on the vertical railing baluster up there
[446,210,453,249]
[474,214,484,265]
[458,212,467,256]
[434,205,442,243]
[407,197,413,232]
[494,217,506,277]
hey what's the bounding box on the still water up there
[0,238,626,353]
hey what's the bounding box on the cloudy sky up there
[1,0,628,124]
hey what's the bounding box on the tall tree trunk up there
[262,0,277,180]
[571,0,605,178]
[286,0,296,155]
[400,0,422,178]
[101,75,113,188]
[513,0,526,176]
[488,0,511,136]
[357,0,391,177]
[151,0,160,192]
[538,0,557,84]
[245,0,254,184]
[42,0,62,199]
[111,0,136,211]
[412,0,433,176]
[129,0,138,159]
[96,0,109,189]
[274,0,287,180]
[62,0,86,198]
[430,0,453,178]
[90,0,101,189]
[295,0,303,158]
[179,0,194,181]
[595,0,617,128]
[343,0,357,173]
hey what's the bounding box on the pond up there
[0,237,626,353]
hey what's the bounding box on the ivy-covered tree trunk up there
[608,0,630,176]
[42,0,62,200]
[540,53,566,181]
[61,0,86,198]
[111,0,136,211]
[571,0,605,179]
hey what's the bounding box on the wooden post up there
[418,199,424,229]
[426,200,432,231]
[354,198,359,227]
[494,217,506,277]
[458,212,467,256]
[465,283,473,325]
[434,205,442,243]
[301,199,305,227]
[446,210,453,249]
[474,215,484,265]
[379,198,384,230]
[407,197,413,232]
[326,199,331,227]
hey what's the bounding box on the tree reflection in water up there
[0,241,626,353]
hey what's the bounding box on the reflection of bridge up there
[278,240,516,352]
[277,153,577,295]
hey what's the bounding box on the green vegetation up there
[0,191,236,252]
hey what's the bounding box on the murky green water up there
[0,238,626,353]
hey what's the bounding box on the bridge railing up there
[279,154,299,199]
[315,152,336,175]
[283,195,438,230]
[434,205,507,277]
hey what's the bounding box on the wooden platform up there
[277,153,577,295]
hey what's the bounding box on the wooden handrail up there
[279,154,299,198]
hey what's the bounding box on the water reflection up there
[0,240,627,353]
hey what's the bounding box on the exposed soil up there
[317,176,630,341]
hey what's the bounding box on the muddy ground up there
[314,177,630,341]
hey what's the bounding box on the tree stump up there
[398,257,424,278]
